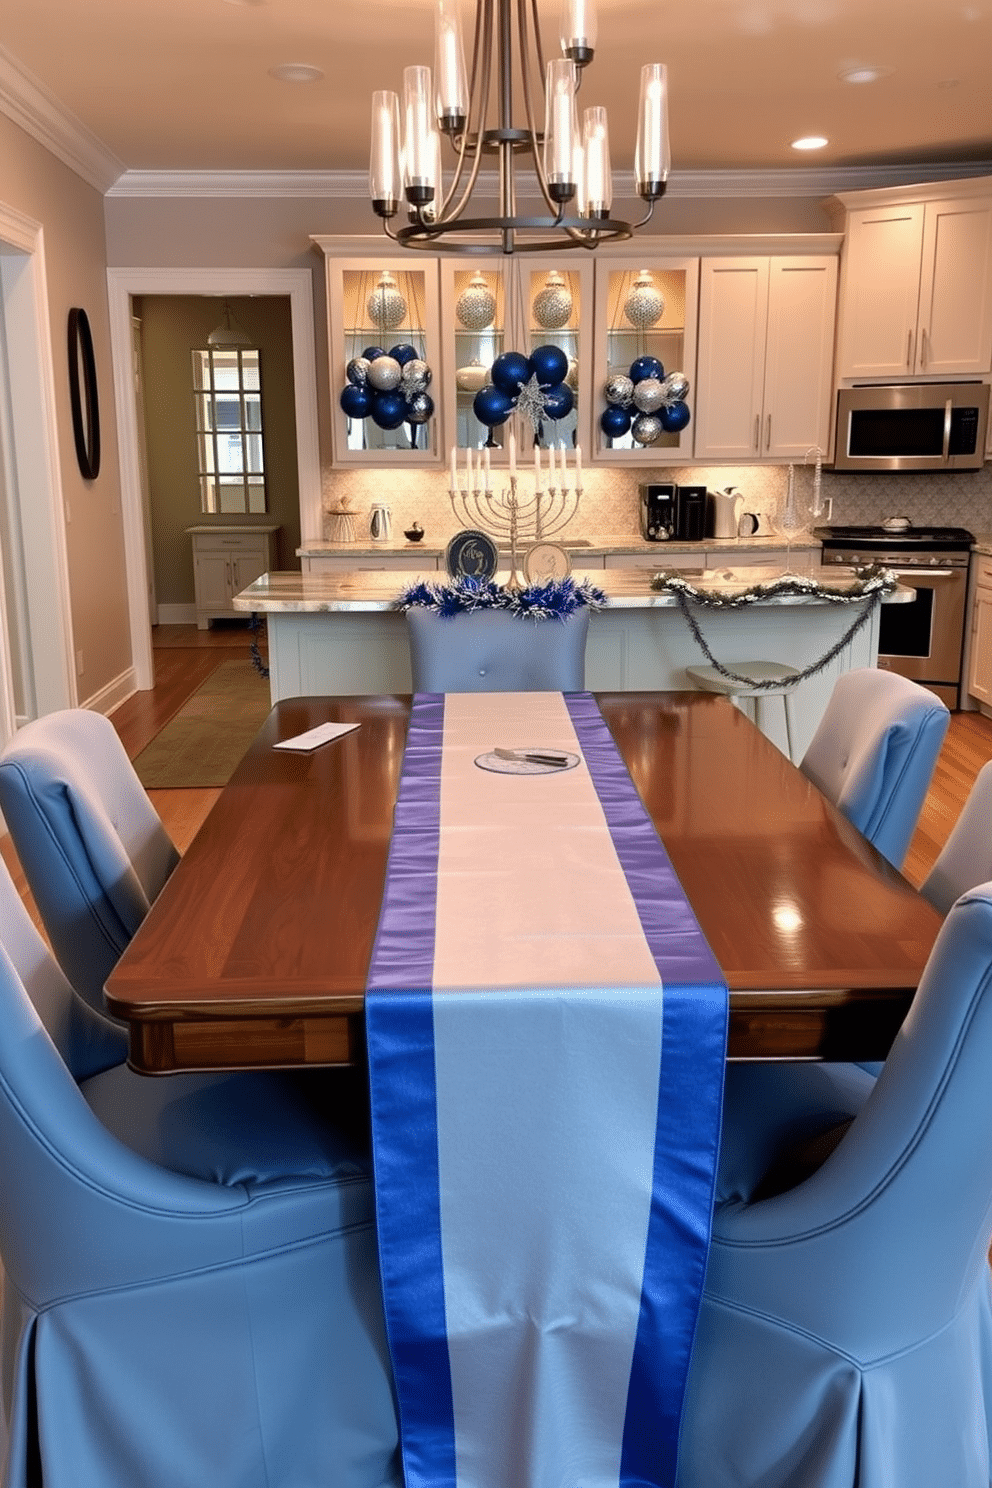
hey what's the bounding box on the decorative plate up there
[474,750,581,776]
[445,529,499,581]
[523,542,572,583]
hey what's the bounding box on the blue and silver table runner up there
[366,691,728,1488]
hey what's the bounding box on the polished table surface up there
[105,692,944,1073]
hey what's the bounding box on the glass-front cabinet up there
[320,249,442,466]
[439,256,595,464]
[591,256,699,463]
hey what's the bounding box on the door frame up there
[0,200,76,745]
[106,266,322,690]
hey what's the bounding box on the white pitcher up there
[709,486,743,540]
[369,502,392,543]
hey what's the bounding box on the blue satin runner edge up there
[367,691,728,1488]
[366,693,457,1488]
[564,693,728,1488]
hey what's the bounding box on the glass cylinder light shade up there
[543,59,578,200]
[560,0,597,63]
[370,90,401,214]
[580,106,611,218]
[434,0,468,130]
[403,66,439,203]
[635,63,670,200]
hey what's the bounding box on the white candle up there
[449,445,458,495]
[508,430,516,477]
[556,443,565,489]
[534,441,542,489]
[483,446,492,492]
[575,443,582,489]
[465,445,474,492]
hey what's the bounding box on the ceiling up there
[1,0,991,181]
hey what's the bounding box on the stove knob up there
[930,555,940,565]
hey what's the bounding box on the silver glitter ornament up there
[604,374,634,407]
[632,377,665,414]
[455,272,497,330]
[565,357,580,392]
[400,358,432,394]
[346,356,370,386]
[623,270,666,329]
[531,270,574,331]
[366,272,407,331]
[406,392,434,424]
[631,413,663,445]
[661,371,690,405]
[366,355,402,391]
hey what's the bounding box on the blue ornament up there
[630,355,665,384]
[600,405,631,438]
[490,351,532,397]
[473,384,515,427]
[658,399,691,432]
[361,346,386,363]
[389,343,419,366]
[370,390,407,429]
[529,343,569,388]
[340,383,373,419]
[541,383,574,421]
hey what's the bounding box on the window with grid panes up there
[192,347,267,513]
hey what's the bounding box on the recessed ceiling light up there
[791,136,828,151]
[268,63,324,84]
[839,65,889,85]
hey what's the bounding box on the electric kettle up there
[369,502,392,543]
[709,486,743,540]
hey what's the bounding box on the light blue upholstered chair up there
[921,758,992,914]
[0,709,180,1014]
[681,883,992,1488]
[799,667,949,870]
[0,855,399,1488]
[406,607,589,692]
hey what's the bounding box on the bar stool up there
[685,661,799,761]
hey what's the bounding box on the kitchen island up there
[235,565,911,760]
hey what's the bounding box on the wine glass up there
[777,464,806,577]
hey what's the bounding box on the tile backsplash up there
[321,460,992,545]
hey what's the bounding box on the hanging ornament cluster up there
[600,356,690,445]
[340,344,435,442]
[472,345,574,435]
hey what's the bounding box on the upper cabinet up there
[438,256,594,463]
[591,257,699,465]
[829,182,992,381]
[317,245,442,466]
[693,256,838,462]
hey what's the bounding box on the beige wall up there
[0,113,131,702]
[136,294,301,607]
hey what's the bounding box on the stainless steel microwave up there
[832,382,990,471]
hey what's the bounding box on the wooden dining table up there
[105,690,944,1073]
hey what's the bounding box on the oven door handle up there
[885,567,959,578]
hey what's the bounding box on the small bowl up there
[404,527,425,543]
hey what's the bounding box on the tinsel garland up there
[653,565,897,690]
[396,575,608,621]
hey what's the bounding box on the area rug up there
[133,660,272,788]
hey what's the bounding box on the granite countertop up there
[297,535,822,560]
[235,565,912,614]
[970,534,992,557]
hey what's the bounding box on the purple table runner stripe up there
[366,693,457,1488]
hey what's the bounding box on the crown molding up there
[106,161,992,202]
[0,44,124,194]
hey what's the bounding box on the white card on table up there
[273,721,360,752]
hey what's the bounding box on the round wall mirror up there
[67,307,101,480]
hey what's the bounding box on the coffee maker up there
[639,483,677,541]
[675,485,707,541]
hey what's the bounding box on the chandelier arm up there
[517,0,563,220]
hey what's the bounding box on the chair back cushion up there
[0,710,179,1010]
[922,759,992,914]
[407,607,589,693]
[799,668,949,867]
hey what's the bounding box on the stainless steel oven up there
[816,525,974,709]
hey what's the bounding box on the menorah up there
[448,437,583,588]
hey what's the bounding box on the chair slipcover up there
[680,884,992,1488]
[0,858,400,1488]
[0,709,180,1013]
[922,758,992,915]
[406,607,589,692]
[800,667,949,869]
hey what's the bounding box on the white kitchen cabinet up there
[968,554,992,708]
[693,257,838,462]
[831,186,992,379]
[188,524,280,629]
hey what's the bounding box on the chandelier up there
[369,0,670,255]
